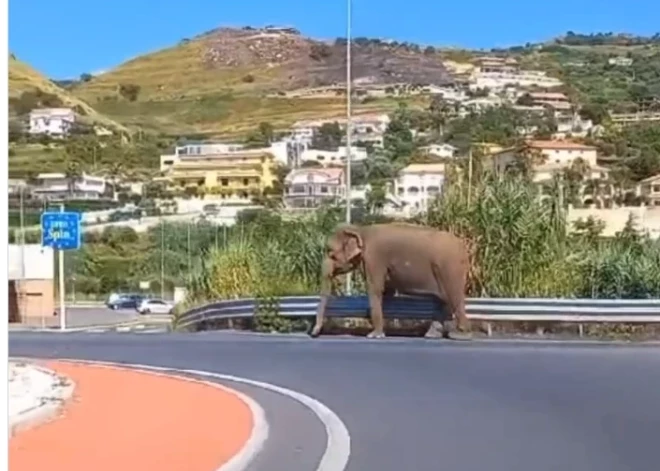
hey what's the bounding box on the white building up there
[284,167,346,209]
[423,85,468,102]
[470,59,562,91]
[419,143,458,159]
[528,92,572,111]
[291,114,391,144]
[31,172,107,200]
[299,146,368,166]
[608,57,633,67]
[394,163,446,215]
[490,140,609,182]
[554,114,594,138]
[29,108,75,136]
[160,141,294,171]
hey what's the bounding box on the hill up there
[62,29,660,138]
[8,56,128,133]
[502,33,660,111]
[70,26,451,136]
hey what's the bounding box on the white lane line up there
[49,358,351,471]
[33,358,269,471]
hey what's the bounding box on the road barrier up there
[175,295,660,334]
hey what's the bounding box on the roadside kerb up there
[8,362,75,437]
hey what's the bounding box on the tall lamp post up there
[345,0,353,294]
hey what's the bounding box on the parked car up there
[136,298,173,315]
[106,293,145,310]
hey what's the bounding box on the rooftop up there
[526,140,596,151]
[401,163,446,174]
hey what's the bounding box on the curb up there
[8,363,76,438]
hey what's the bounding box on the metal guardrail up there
[176,295,660,331]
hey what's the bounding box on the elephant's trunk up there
[310,257,334,337]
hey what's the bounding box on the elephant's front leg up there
[366,291,386,338]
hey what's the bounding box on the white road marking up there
[48,358,351,471]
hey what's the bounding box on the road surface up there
[9,331,660,471]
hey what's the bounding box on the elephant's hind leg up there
[431,263,472,340]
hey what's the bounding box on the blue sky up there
[9,0,659,79]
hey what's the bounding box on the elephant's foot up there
[446,330,473,341]
[366,330,386,339]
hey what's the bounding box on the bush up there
[118,83,141,102]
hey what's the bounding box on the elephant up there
[309,223,472,340]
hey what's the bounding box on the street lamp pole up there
[345,0,353,295]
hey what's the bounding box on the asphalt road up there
[8,307,142,330]
[9,331,660,471]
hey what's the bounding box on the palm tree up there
[64,160,82,198]
[563,157,590,206]
[105,162,124,201]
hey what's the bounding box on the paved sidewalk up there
[9,361,255,471]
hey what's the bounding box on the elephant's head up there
[324,224,364,276]
[310,224,364,337]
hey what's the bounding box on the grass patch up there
[91,95,427,137]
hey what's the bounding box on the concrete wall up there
[567,206,660,239]
[9,280,56,326]
[8,245,54,280]
[8,245,56,325]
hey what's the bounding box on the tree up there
[312,122,342,150]
[244,122,274,148]
[516,93,535,107]
[383,104,415,162]
[119,83,141,102]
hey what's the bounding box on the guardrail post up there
[228,318,234,330]
[578,323,584,338]
[486,322,493,337]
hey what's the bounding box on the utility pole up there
[160,220,165,299]
[58,204,66,330]
[345,0,353,295]
[19,185,25,278]
[467,148,473,208]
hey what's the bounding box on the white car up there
[137,298,173,315]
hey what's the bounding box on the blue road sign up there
[41,211,82,250]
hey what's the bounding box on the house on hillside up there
[419,143,458,159]
[29,108,75,137]
[31,173,107,200]
[490,140,612,206]
[394,163,446,216]
[299,146,368,166]
[640,174,660,207]
[283,167,345,209]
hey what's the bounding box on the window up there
[243,178,249,186]
[653,185,660,193]
[320,186,328,193]
[221,178,228,186]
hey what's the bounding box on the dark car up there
[106,293,145,310]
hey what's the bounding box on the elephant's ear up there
[341,227,363,261]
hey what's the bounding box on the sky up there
[9,0,660,79]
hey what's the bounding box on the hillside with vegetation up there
[8,55,128,133]
[65,26,453,135]
[509,33,660,114]
[9,30,660,181]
